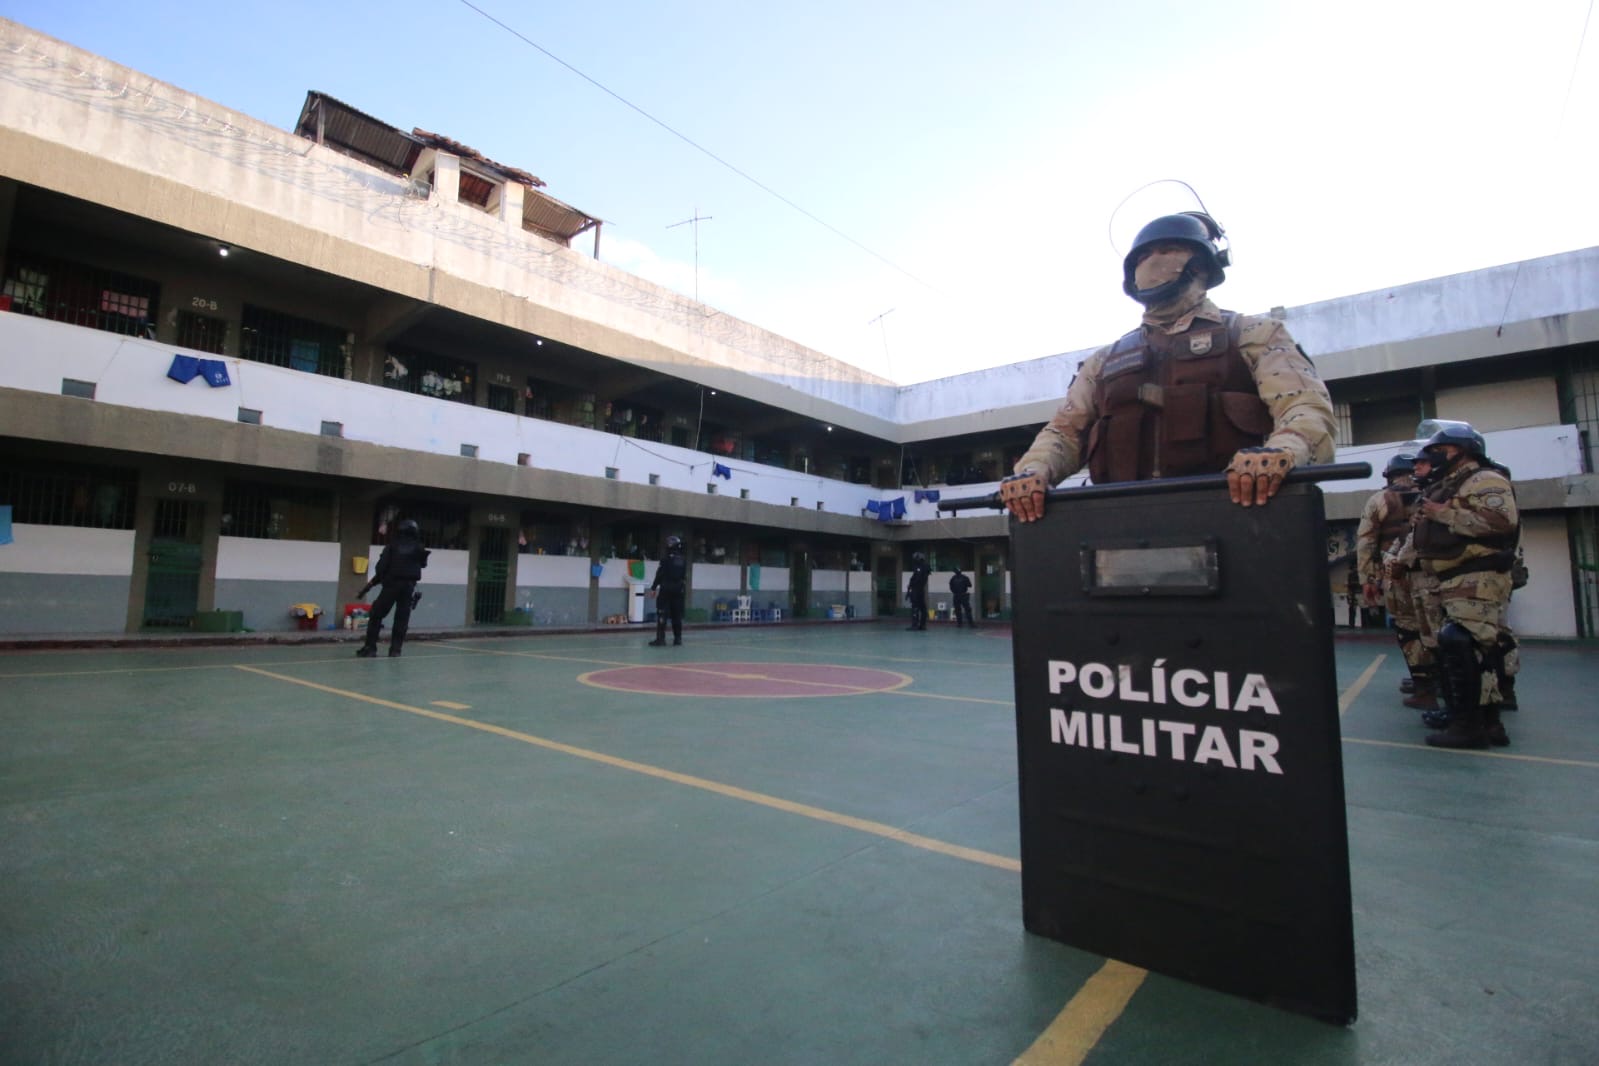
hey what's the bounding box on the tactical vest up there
[1377,486,1419,552]
[1086,312,1273,484]
[1414,464,1519,573]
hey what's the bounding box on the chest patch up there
[1102,347,1149,379]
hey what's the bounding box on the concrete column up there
[432,152,460,204]
[500,181,525,229]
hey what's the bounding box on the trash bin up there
[626,580,647,623]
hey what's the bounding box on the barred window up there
[176,309,228,355]
[372,499,470,550]
[384,347,476,405]
[240,304,348,378]
[0,459,137,529]
[1,254,160,337]
[221,480,336,541]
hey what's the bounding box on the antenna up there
[667,208,713,303]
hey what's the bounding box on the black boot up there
[648,638,666,647]
[355,645,377,658]
[1484,706,1509,747]
[1399,676,1415,694]
[1428,624,1488,749]
[1426,707,1489,749]
[1498,675,1517,711]
[1402,669,1438,711]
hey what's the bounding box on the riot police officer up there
[647,535,688,646]
[356,518,429,658]
[1357,453,1428,694]
[905,552,931,631]
[1002,212,1336,519]
[1410,423,1520,748]
[949,565,975,628]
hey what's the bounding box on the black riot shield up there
[953,466,1363,1025]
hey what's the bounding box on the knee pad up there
[1438,621,1477,659]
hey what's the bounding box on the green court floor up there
[2,625,1596,1065]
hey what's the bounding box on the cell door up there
[144,499,203,628]
[977,552,1004,619]
[875,555,899,616]
[474,527,509,623]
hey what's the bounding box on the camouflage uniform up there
[1356,475,1428,674]
[1014,298,1336,483]
[1414,454,1520,744]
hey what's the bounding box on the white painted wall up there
[1507,515,1576,638]
[750,566,789,595]
[216,537,338,580]
[810,570,862,592]
[517,554,594,587]
[0,314,888,518]
[0,525,135,574]
[1436,379,1561,433]
[693,563,742,590]
[367,544,469,586]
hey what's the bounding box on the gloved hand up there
[1226,447,1294,507]
[1000,470,1048,523]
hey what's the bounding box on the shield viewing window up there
[1081,537,1220,596]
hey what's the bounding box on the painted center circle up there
[580,662,912,698]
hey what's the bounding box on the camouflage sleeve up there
[1437,470,1519,538]
[1237,316,1338,466]
[1012,348,1107,484]
[1355,492,1386,584]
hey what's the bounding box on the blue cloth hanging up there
[891,497,907,519]
[199,359,231,387]
[914,489,941,503]
[712,462,732,480]
[167,354,201,383]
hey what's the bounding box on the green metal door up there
[875,556,899,616]
[978,552,1004,620]
[474,527,509,623]
[144,499,203,628]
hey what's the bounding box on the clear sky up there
[4,1,1596,383]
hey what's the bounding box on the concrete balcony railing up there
[0,312,888,517]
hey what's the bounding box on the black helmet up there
[1418,420,1486,479]
[665,535,683,552]
[912,552,926,564]
[396,519,420,537]
[1419,421,1486,460]
[1384,452,1417,479]
[1122,212,1229,304]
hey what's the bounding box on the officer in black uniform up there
[356,518,429,658]
[648,535,688,646]
[949,565,975,628]
[905,552,931,631]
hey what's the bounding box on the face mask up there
[1133,248,1194,292]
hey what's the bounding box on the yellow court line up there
[431,700,471,711]
[1339,653,1386,715]
[1012,959,1148,1066]
[1342,736,1599,769]
[232,664,1021,872]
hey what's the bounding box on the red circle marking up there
[580,662,912,698]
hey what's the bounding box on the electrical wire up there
[454,0,943,295]
[1561,0,1596,124]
